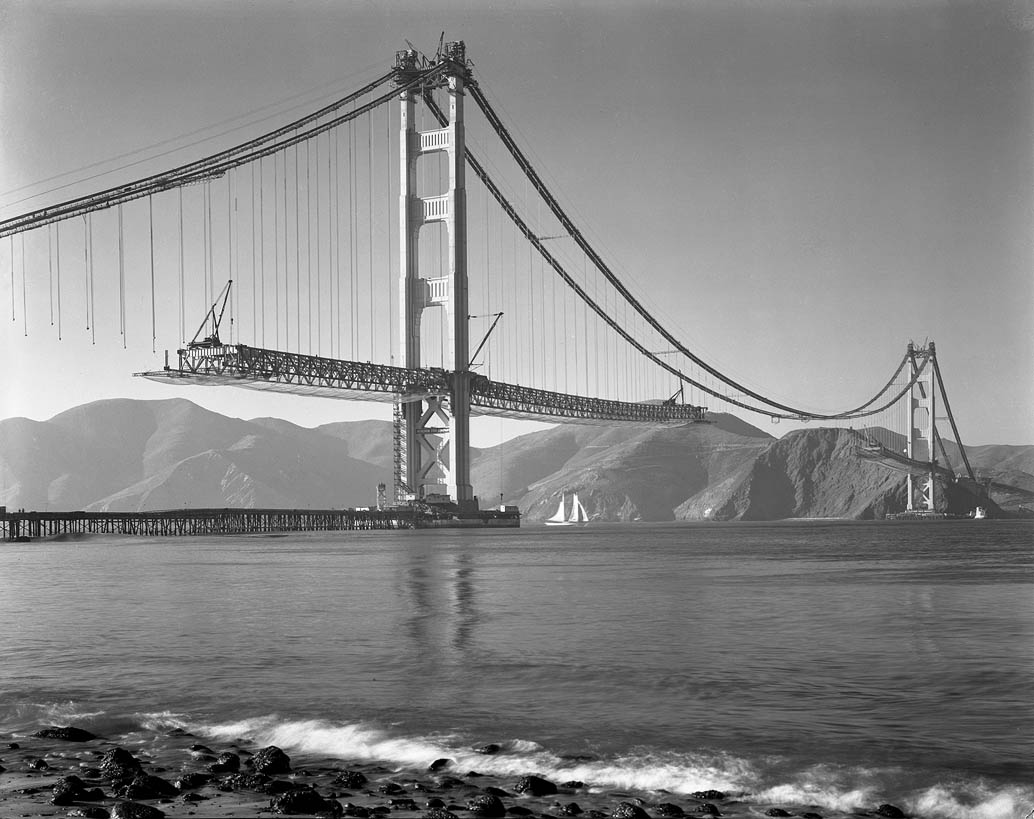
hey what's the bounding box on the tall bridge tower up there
[906,341,937,511]
[395,42,474,509]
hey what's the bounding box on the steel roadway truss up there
[137,343,708,426]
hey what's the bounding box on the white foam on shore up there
[755,782,877,812]
[189,715,1033,819]
[909,783,1034,819]
[193,715,755,794]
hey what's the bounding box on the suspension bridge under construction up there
[0,40,991,531]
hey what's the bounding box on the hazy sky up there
[1,0,1031,445]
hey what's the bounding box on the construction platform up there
[0,504,519,541]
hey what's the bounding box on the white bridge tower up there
[395,43,475,510]
[906,341,937,511]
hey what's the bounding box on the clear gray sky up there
[1,0,1031,445]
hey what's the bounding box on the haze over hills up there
[1,398,1030,519]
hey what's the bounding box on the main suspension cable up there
[467,82,910,420]
[0,67,442,239]
[425,90,922,421]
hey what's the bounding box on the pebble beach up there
[1,725,917,819]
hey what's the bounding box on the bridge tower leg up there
[396,44,474,509]
[905,342,937,511]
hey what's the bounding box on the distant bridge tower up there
[395,42,474,509]
[906,341,937,511]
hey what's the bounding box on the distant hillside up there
[472,414,773,521]
[0,399,389,511]
[1,399,1029,519]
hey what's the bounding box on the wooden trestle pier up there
[1,504,521,541]
[1,507,421,541]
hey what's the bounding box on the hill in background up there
[1,398,1029,520]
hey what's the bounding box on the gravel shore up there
[0,726,908,819]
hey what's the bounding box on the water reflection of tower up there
[398,542,479,701]
[452,552,475,652]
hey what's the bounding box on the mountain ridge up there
[1,398,1028,519]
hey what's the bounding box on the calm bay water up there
[1,520,1031,817]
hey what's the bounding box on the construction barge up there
[1,504,520,541]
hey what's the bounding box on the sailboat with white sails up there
[544,493,590,526]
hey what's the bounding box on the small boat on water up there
[973,506,987,519]
[545,493,589,526]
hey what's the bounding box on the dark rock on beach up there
[875,806,905,819]
[696,805,721,817]
[765,811,791,817]
[468,793,508,817]
[429,757,452,772]
[654,804,684,817]
[110,802,166,819]
[690,792,725,802]
[334,770,369,789]
[476,744,502,755]
[33,726,99,742]
[514,775,558,797]
[253,745,293,775]
[27,757,50,771]
[209,751,241,772]
[173,772,211,791]
[379,781,406,795]
[116,773,178,800]
[557,802,583,815]
[343,803,371,817]
[612,803,651,819]
[67,808,111,818]
[52,775,89,805]
[425,810,459,819]
[270,786,343,816]
[507,808,534,817]
[216,772,272,792]
[100,748,143,785]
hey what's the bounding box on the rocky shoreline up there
[1,725,912,819]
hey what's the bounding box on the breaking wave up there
[189,714,1032,818]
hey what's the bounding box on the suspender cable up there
[349,120,356,358]
[228,170,234,342]
[48,224,54,327]
[282,150,289,352]
[386,104,393,365]
[332,122,339,357]
[259,159,266,347]
[305,139,312,354]
[21,233,27,336]
[295,142,301,352]
[55,223,62,339]
[117,203,126,346]
[8,236,13,322]
[316,135,322,354]
[88,214,95,343]
[178,188,184,342]
[367,112,373,363]
[149,195,156,352]
[250,163,257,343]
[274,151,281,350]
[81,217,88,329]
